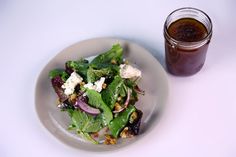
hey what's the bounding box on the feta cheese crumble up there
[84,77,105,92]
[119,64,141,79]
[61,72,83,95]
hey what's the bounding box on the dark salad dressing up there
[165,18,210,76]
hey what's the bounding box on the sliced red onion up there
[134,85,145,95]
[113,88,131,113]
[74,97,100,115]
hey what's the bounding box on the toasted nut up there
[70,93,77,100]
[56,98,60,105]
[104,134,117,145]
[129,111,138,123]
[69,93,77,104]
[114,102,122,111]
[79,81,85,86]
[120,127,133,138]
[111,59,117,64]
[102,83,107,89]
[117,96,122,102]
[124,60,129,64]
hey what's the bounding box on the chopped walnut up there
[79,81,85,86]
[129,111,138,124]
[104,134,117,145]
[120,127,133,138]
[56,98,60,105]
[114,102,122,112]
[124,60,129,65]
[102,83,107,89]
[68,93,77,104]
[111,59,117,64]
[117,96,122,102]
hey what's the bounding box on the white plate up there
[35,37,169,152]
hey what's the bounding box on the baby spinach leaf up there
[86,89,113,125]
[66,59,89,80]
[101,75,124,109]
[108,105,136,138]
[90,44,123,68]
[49,69,69,82]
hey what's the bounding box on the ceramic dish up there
[35,37,169,151]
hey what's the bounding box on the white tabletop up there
[1,0,235,157]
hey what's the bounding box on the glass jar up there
[164,7,212,76]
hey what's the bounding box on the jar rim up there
[164,7,213,48]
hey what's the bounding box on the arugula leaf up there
[66,59,89,80]
[101,75,124,109]
[90,44,123,68]
[87,66,119,83]
[86,89,113,125]
[49,69,69,81]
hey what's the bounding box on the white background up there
[1,0,236,157]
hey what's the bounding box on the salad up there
[49,44,144,144]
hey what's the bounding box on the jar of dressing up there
[164,7,213,76]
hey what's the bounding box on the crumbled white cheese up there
[84,82,94,90]
[61,72,83,95]
[84,77,105,92]
[94,77,105,92]
[119,64,141,78]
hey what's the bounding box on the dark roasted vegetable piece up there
[127,109,143,135]
[108,105,136,138]
[51,76,68,102]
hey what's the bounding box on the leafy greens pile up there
[49,44,143,144]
